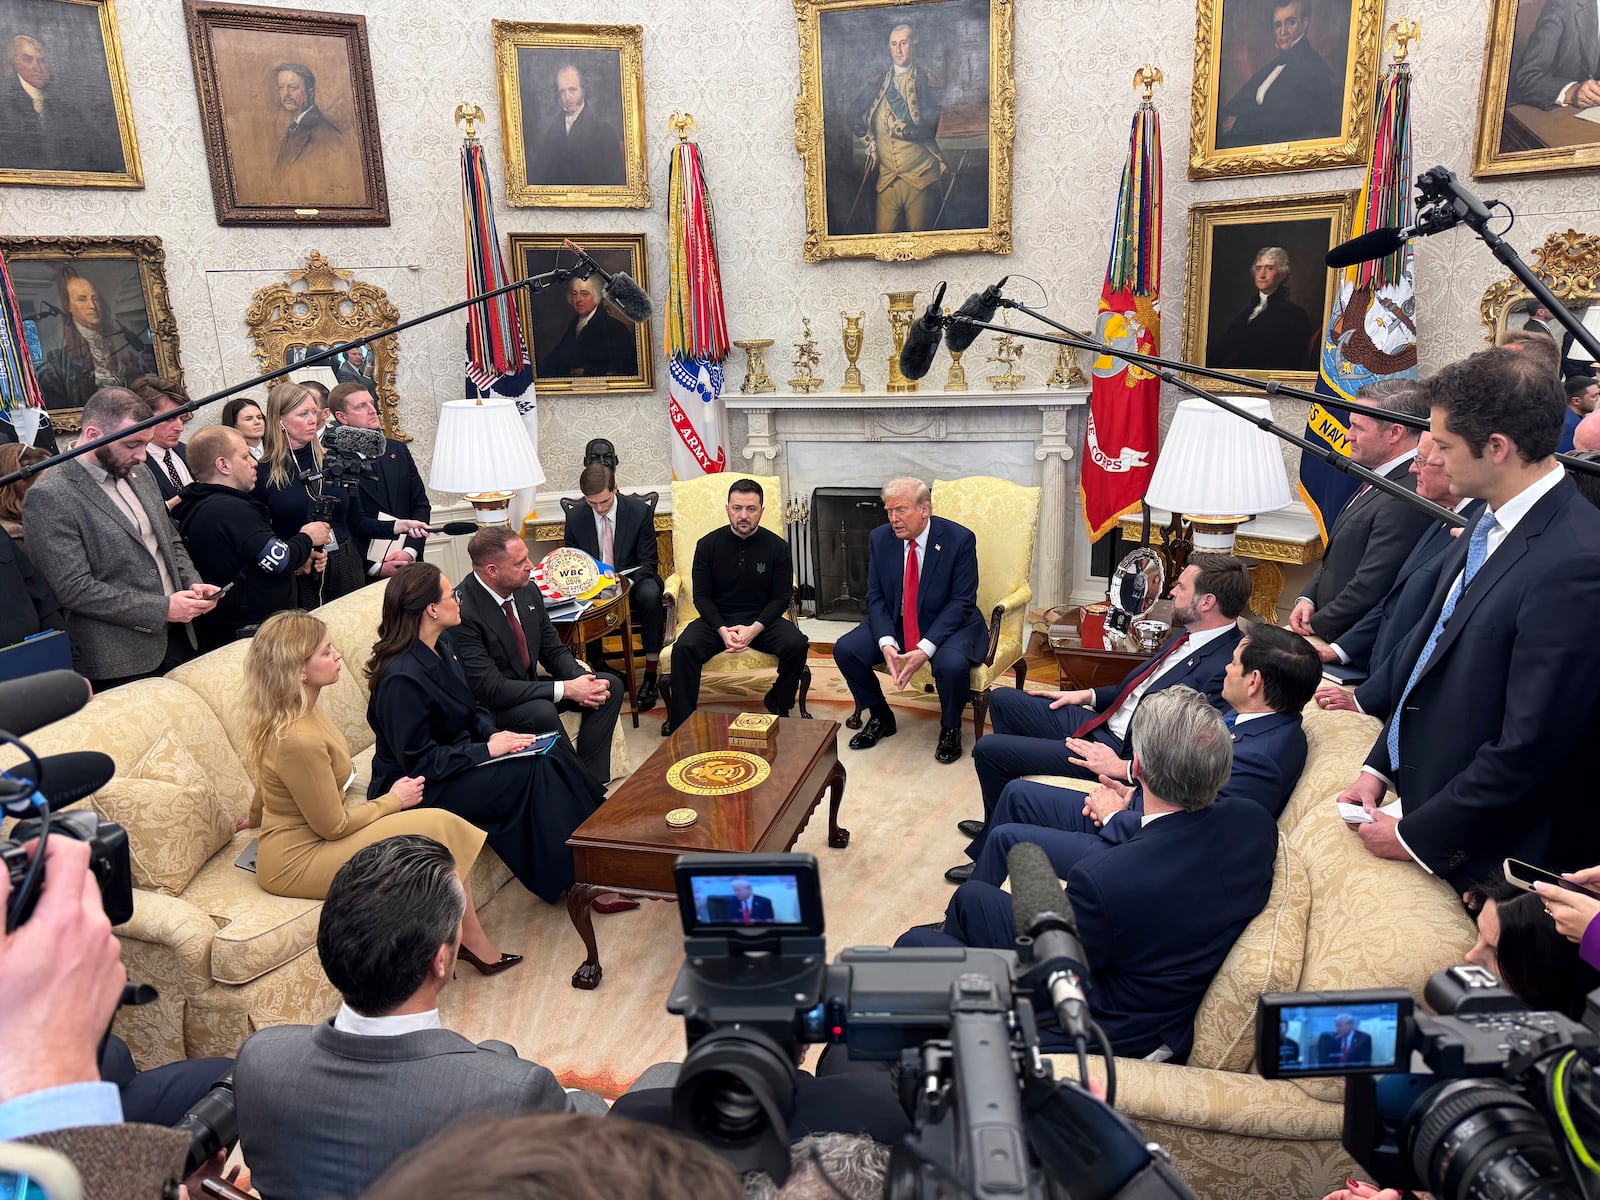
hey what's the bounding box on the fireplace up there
[811,487,887,621]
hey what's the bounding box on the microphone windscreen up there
[0,670,91,739]
[898,317,942,381]
[427,521,480,536]
[604,272,654,324]
[8,750,116,812]
[1325,226,1407,269]
[1008,840,1076,935]
[323,425,387,459]
[947,281,1006,356]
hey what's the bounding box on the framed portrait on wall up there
[183,1,389,225]
[1473,0,1600,177]
[493,21,649,208]
[0,235,180,432]
[507,233,654,393]
[1181,190,1358,386]
[793,0,1015,262]
[0,0,142,188]
[1189,0,1382,179]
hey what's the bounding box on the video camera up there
[1257,966,1600,1200]
[667,852,1196,1200]
[297,425,383,525]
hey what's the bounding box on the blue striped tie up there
[1385,513,1497,772]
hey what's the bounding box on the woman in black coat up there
[365,562,603,908]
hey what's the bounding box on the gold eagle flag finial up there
[668,111,697,143]
[454,102,485,142]
[1386,20,1421,64]
[1132,65,1164,104]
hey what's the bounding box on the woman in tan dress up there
[241,609,520,973]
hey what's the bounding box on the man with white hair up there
[536,276,635,379]
[1207,246,1316,372]
[832,478,985,764]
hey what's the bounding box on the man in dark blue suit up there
[329,383,432,578]
[833,478,987,764]
[958,622,1317,885]
[900,687,1279,1061]
[1337,347,1600,889]
[961,553,1251,843]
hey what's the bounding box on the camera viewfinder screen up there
[689,873,804,927]
[1275,1001,1403,1074]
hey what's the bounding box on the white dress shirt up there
[1106,622,1235,742]
[473,570,562,702]
[564,102,585,135]
[878,524,936,658]
[333,1003,441,1036]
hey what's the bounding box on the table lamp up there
[1146,395,1291,555]
[428,398,546,526]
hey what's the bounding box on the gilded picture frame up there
[792,0,1016,263]
[1480,230,1600,377]
[0,0,142,189]
[183,1,390,226]
[0,234,180,434]
[493,21,649,209]
[508,232,654,394]
[1181,190,1358,387]
[1472,0,1600,178]
[1189,0,1382,180]
[244,251,410,441]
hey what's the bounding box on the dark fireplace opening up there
[811,487,887,621]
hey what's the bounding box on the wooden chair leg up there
[845,708,864,729]
[798,665,814,719]
[971,688,990,742]
[1013,660,1027,689]
[658,675,674,737]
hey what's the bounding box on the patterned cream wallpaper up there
[5,0,1599,495]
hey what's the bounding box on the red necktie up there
[501,598,531,671]
[903,541,920,648]
[1075,630,1190,737]
[742,900,752,925]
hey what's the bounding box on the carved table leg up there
[827,760,851,848]
[567,883,604,989]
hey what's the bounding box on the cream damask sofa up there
[9,581,626,1068]
[1038,705,1477,1198]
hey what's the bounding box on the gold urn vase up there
[840,310,866,393]
[883,289,920,393]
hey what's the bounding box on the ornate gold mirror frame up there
[1480,229,1600,352]
[245,251,409,441]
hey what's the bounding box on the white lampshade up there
[1147,396,1291,517]
[429,399,545,525]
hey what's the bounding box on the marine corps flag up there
[1081,89,1163,541]
[1300,62,1417,540]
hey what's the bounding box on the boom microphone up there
[946,276,1010,356]
[563,240,654,324]
[424,521,480,536]
[0,750,117,817]
[897,281,948,381]
[322,424,387,460]
[0,670,91,739]
[1008,841,1093,1046]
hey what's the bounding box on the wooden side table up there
[552,578,640,728]
[1052,601,1173,691]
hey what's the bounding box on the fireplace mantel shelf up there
[725,388,1088,411]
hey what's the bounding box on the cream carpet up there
[444,663,1027,1099]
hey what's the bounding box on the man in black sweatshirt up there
[173,425,330,649]
[666,478,808,732]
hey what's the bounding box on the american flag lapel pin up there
[934,543,941,551]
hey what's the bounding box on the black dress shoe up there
[944,863,974,884]
[455,946,524,976]
[956,819,985,839]
[934,727,963,764]
[848,714,898,750]
[636,675,659,712]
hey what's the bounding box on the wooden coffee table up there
[564,711,850,989]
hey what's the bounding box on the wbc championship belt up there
[531,547,613,602]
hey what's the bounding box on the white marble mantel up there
[725,388,1090,611]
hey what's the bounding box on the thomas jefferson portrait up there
[518,48,625,187]
[0,22,127,176]
[1213,0,1350,150]
[1207,246,1317,372]
[13,260,155,412]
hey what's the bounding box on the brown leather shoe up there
[456,946,524,976]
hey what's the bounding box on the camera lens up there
[689,1071,765,1141]
[1407,1079,1568,1200]
[672,1027,799,1182]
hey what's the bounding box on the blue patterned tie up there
[1385,513,1497,772]
[1224,711,1238,729]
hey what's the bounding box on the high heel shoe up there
[456,945,524,976]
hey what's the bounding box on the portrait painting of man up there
[184,2,389,225]
[0,0,140,185]
[493,22,648,207]
[796,0,1014,262]
[1475,0,1600,176]
[510,234,653,393]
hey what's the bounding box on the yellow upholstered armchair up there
[844,475,1040,739]
[657,473,811,732]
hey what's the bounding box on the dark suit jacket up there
[862,516,986,662]
[1305,458,1434,640]
[537,305,636,379]
[277,105,343,170]
[0,527,65,649]
[355,438,431,559]
[1316,1029,1373,1066]
[563,492,658,576]
[1510,0,1600,108]
[1208,287,1316,372]
[1099,710,1308,843]
[708,893,776,923]
[236,1020,574,1200]
[0,74,123,173]
[530,106,624,185]
[1089,625,1244,747]
[1363,478,1600,885]
[149,442,190,505]
[1070,801,1278,1061]
[1216,36,1342,147]
[453,575,585,713]
[367,634,498,796]
[1336,500,1485,676]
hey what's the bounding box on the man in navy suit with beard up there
[1337,346,1600,889]
[832,478,986,765]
